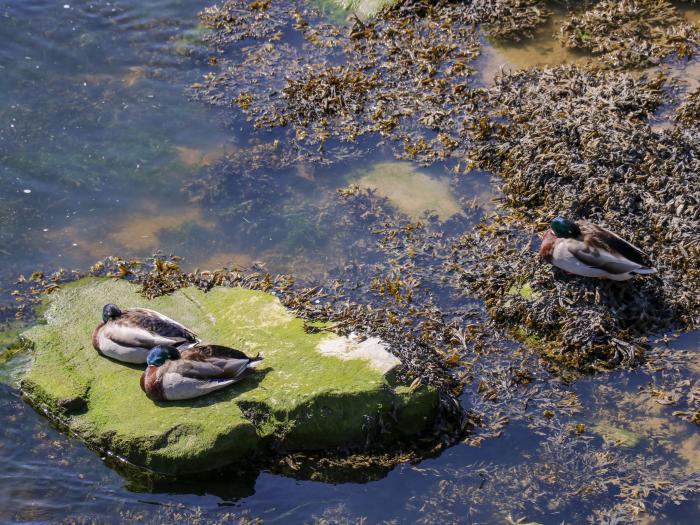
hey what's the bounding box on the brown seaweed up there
[559,0,699,68]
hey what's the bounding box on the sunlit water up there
[1,0,699,523]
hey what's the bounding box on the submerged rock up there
[18,278,436,475]
[328,0,398,20]
[353,162,461,221]
[592,423,643,448]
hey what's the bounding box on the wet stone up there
[18,278,437,475]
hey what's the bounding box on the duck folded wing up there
[174,359,228,379]
[569,243,649,275]
[104,323,188,348]
[123,308,198,342]
[160,373,237,401]
[580,222,650,267]
[205,357,255,378]
[180,344,256,361]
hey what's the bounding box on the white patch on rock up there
[317,332,400,375]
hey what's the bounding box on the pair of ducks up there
[92,304,262,401]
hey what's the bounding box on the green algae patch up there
[0,322,33,385]
[506,281,541,301]
[19,278,436,475]
[0,321,28,366]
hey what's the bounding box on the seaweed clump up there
[674,84,700,127]
[466,0,550,40]
[196,0,484,166]
[560,0,698,68]
[450,65,700,368]
[276,66,380,131]
[200,0,288,44]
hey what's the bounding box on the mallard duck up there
[92,304,198,364]
[140,344,263,401]
[539,217,657,281]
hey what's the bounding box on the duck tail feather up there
[633,267,657,275]
[248,358,264,368]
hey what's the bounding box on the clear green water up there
[1,1,699,523]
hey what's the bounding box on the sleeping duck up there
[140,344,263,401]
[92,304,198,364]
[539,217,657,281]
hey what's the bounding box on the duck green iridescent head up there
[102,303,122,323]
[551,217,580,238]
[147,345,181,367]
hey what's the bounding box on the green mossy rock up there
[19,278,437,475]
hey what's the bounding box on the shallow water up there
[1,0,699,523]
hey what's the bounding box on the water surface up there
[1,1,699,523]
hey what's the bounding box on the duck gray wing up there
[203,357,257,378]
[176,351,257,379]
[569,247,643,274]
[102,322,189,349]
[159,361,237,401]
[123,308,198,343]
[578,221,651,268]
[170,358,228,379]
[566,237,651,275]
[181,344,258,361]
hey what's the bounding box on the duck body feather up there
[540,220,657,281]
[93,307,198,364]
[140,344,262,401]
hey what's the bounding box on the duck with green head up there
[539,217,657,281]
[140,344,263,401]
[92,304,199,364]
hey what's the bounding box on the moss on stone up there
[0,322,33,385]
[19,277,436,475]
[507,281,541,301]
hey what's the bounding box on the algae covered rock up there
[18,278,436,475]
